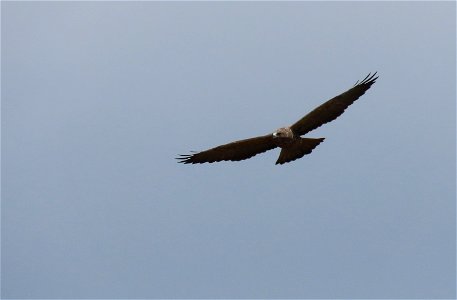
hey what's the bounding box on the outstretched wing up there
[177,134,277,164]
[290,72,378,136]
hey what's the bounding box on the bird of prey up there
[177,72,378,165]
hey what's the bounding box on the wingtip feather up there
[354,72,379,86]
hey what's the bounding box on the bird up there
[177,72,378,165]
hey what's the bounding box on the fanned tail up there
[276,138,325,165]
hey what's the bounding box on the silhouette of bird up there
[177,72,378,165]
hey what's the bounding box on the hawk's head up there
[272,127,294,139]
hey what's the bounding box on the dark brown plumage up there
[177,72,378,165]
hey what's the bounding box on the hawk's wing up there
[177,134,277,164]
[290,73,378,136]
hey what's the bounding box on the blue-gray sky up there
[2,2,456,298]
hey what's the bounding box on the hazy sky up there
[2,2,455,299]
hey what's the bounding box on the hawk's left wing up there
[290,72,378,136]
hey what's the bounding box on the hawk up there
[177,72,378,165]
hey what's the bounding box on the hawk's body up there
[177,73,378,165]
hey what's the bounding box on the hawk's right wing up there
[177,134,277,164]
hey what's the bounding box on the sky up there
[2,1,456,299]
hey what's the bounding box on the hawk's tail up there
[276,138,325,165]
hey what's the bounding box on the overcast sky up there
[2,2,456,299]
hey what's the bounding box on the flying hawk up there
[177,72,378,165]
